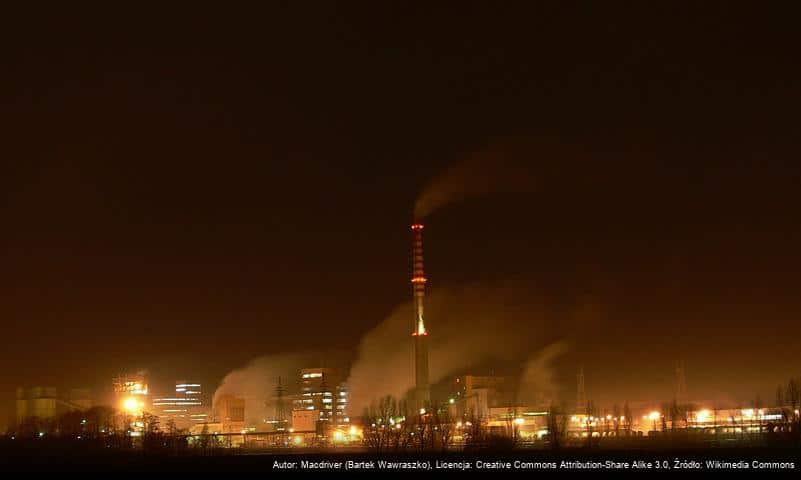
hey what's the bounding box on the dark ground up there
[2,443,799,474]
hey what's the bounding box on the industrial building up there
[212,393,246,434]
[15,386,92,426]
[152,381,208,430]
[113,371,149,415]
[448,374,517,419]
[290,409,318,433]
[293,368,348,422]
[16,387,57,423]
[113,371,149,396]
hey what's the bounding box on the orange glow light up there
[411,223,424,230]
[411,276,427,283]
[415,317,427,335]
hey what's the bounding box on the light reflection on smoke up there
[346,283,588,414]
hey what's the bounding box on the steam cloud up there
[213,139,596,417]
[517,341,570,405]
[210,136,797,414]
[212,284,592,421]
[212,351,343,425]
[346,283,594,414]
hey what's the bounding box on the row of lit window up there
[153,401,202,406]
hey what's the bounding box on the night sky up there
[2,3,800,425]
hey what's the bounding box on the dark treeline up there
[6,376,801,455]
[7,406,193,454]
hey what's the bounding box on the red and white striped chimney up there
[410,222,430,407]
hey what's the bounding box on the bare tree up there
[623,402,633,435]
[141,411,165,452]
[142,412,160,436]
[196,423,211,451]
[462,411,486,448]
[786,379,800,420]
[682,403,694,430]
[364,395,404,453]
[84,406,116,439]
[612,404,621,437]
[165,419,178,435]
[668,399,680,431]
[776,385,785,408]
[503,406,519,444]
[387,416,413,451]
[659,401,671,433]
[584,400,597,445]
[434,409,454,451]
[547,402,568,449]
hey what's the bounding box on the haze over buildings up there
[2,3,801,435]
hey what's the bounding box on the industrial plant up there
[8,220,801,455]
[4,3,801,473]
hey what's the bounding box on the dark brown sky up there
[2,3,800,425]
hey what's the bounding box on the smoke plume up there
[214,138,599,419]
[211,285,588,422]
[212,351,345,425]
[346,282,596,414]
[517,341,570,405]
[413,137,587,220]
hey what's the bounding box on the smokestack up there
[410,222,430,408]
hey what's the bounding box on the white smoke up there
[211,284,594,423]
[212,352,321,425]
[517,341,570,405]
[413,137,591,220]
[346,283,592,414]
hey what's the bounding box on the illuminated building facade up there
[113,371,149,415]
[291,409,317,432]
[213,394,245,433]
[292,367,349,428]
[449,374,515,419]
[562,406,791,439]
[113,372,149,396]
[152,381,208,430]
